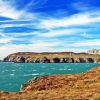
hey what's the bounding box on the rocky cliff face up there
[87,49,100,55]
[0,67,100,100]
[3,52,100,63]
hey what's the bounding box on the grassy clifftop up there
[0,66,100,100]
[3,52,100,63]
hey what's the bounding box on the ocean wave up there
[10,74,15,76]
[11,70,16,72]
[23,73,39,76]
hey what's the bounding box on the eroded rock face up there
[3,56,10,62]
[87,58,94,63]
[3,52,99,63]
[79,58,86,63]
[53,57,60,63]
[41,57,50,63]
[87,49,100,55]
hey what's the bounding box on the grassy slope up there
[6,52,100,62]
[0,67,100,100]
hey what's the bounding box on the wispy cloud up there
[39,12,100,29]
[24,0,48,10]
[39,28,87,37]
[0,0,100,59]
[0,0,35,19]
[0,36,15,44]
[70,39,100,47]
[0,0,22,19]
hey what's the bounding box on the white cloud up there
[0,4,100,60]
[0,32,19,44]
[0,43,86,59]
[0,23,26,28]
[39,12,100,29]
[0,0,34,19]
[30,39,62,46]
[24,0,48,10]
[0,0,22,19]
[0,43,60,59]
[70,39,100,47]
[0,36,16,43]
[38,28,87,37]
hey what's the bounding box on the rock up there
[74,58,80,63]
[79,58,86,63]
[53,57,60,63]
[41,57,50,63]
[20,57,26,63]
[20,67,100,92]
[3,52,99,63]
[87,58,94,63]
[35,58,41,63]
[87,49,100,55]
[3,56,10,62]
[61,58,74,63]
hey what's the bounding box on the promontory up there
[0,66,100,99]
[3,51,100,63]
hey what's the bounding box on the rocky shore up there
[0,66,100,100]
[3,52,100,63]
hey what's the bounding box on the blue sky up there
[0,0,100,59]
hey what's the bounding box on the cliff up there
[3,52,100,63]
[87,49,100,55]
[0,67,100,100]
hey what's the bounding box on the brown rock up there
[0,67,100,99]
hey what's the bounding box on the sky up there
[0,0,100,59]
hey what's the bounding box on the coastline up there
[3,52,100,63]
[0,66,100,100]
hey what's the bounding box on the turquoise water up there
[0,62,100,92]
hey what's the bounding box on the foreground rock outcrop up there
[0,67,100,100]
[3,52,100,63]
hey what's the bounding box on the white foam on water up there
[24,73,39,76]
[41,66,47,68]
[12,70,16,72]
[59,68,67,71]
[32,69,37,71]
[32,73,39,76]
[10,74,15,76]
[67,69,72,71]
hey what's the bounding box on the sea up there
[0,62,100,92]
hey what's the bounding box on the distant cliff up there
[3,52,100,63]
[87,49,100,55]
